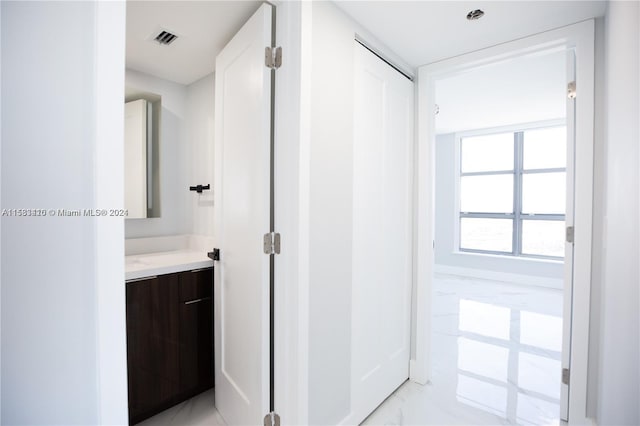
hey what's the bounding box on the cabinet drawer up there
[179,268,213,302]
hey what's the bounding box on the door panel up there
[351,42,414,424]
[213,3,272,425]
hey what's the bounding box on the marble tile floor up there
[139,273,564,426]
[363,273,564,426]
[137,389,226,426]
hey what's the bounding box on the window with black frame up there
[459,126,566,259]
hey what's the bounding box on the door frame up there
[271,1,309,425]
[411,19,595,425]
[94,1,304,423]
[95,1,128,423]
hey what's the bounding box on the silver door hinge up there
[567,81,576,99]
[264,412,281,426]
[562,368,570,385]
[265,46,282,69]
[566,226,574,244]
[263,232,281,255]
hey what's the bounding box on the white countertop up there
[125,249,213,281]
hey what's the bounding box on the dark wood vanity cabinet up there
[178,269,214,396]
[126,268,213,425]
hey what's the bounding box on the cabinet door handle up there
[184,296,211,305]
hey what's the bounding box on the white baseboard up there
[434,264,563,289]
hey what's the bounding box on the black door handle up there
[207,248,220,261]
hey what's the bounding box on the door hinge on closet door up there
[562,368,570,385]
[567,81,576,99]
[263,232,281,255]
[265,46,282,69]
[264,412,281,426]
[566,226,575,243]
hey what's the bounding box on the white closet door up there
[213,4,272,425]
[351,42,414,424]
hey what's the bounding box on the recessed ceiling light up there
[466,9,485,20]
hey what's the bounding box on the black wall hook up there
[189,184,210,194]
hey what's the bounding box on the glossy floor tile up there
[137,389,225,426]
[363,273,563,426]
[138,274,562,426]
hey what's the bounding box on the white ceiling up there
[126,1,607,86]
[435,49,567,134]
[126,1,262,85]
[334,1,606,69]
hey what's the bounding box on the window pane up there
[461,175,513,213]
[522,220,565,257]
[523,127,566,170]
[461,133,514,173]
[522,172,566,214]
[460,218,513,253]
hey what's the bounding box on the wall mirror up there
[124,88,161,218]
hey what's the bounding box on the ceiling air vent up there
[154,30,178,45]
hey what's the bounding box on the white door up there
[213,4,273,425]
[351,42,414,424]
[560,48,577,422]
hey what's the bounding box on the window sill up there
[453,250,563,265]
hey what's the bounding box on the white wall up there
[1,2,127,423]
[94,2,128,422]
[307,3,354,422]
[434,133,563,285]
[0,1,3,420]
[596,2,640,424]
[587,15,606,420]
[124,69,190,238]
[186,72,215,237]
[304,2,413,424]
[124,69,215,240]
[435,50,566,134]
